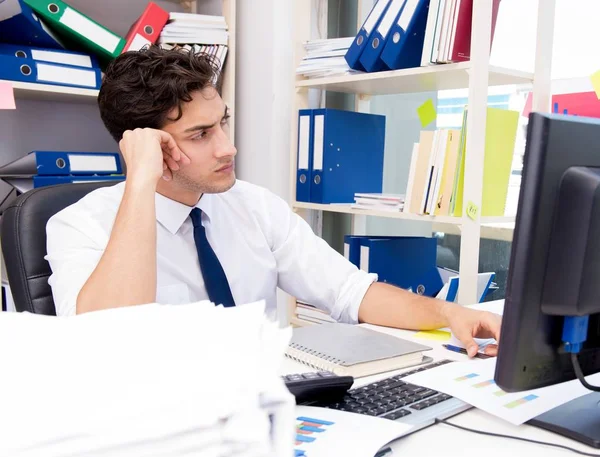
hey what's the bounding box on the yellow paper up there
[415,330,451,341]
[417,99,436,128]
[466,201,479,220]
[591,69,600,99]
[481,108,519,216]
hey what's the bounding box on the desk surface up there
[281,322,598,457]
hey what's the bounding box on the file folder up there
[310,109,385,204]
[0,55,101,89]
[344,0,392,71]
[0,151,122,176]
[4,175,124,193]
[359,237,443,297]
[23,0,126,67]
[0,43,98,68]
[359,0,406,72]
[380,0,430,70]
[0,0,64,49]
[296,109,313,202]
[344,235,395,268]
[123,2,169,53]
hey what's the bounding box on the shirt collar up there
[155,192,214,235]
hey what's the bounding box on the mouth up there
[215,162,234,173]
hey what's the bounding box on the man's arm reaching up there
[358,282,502,358]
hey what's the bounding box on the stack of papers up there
[158,12,229,70]
[159,12,228,45]
[351,193,405,212]
[296,37,357,78]
[0,301,295,457]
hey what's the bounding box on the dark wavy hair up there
[98,45,222,142]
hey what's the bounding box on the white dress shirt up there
[46,180,377,321]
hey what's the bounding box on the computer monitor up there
[495,111,600,448]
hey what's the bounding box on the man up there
[46,46,500,357]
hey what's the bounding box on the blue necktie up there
[190,208,235,307]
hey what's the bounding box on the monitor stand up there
[528,392,600,448]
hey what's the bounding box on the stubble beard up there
[172,169,236,194]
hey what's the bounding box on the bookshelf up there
[0,0,237,310]
[288,0,555,325]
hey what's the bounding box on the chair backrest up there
[1,182,117,315]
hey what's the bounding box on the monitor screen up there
[495,112,600,393]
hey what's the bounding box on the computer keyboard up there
[283,359,471,435]
[316,359,456,421]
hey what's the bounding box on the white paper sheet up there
[404,357,600,425]
[294,406,412,457]
[0,301,295,457]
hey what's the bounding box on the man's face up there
[162,87,237,194]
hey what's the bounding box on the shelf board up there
[292,202,515,239]
[6,80,99,104]
[295,63,533,95]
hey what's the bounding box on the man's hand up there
[119,128,190,186]
[443,303,502,358]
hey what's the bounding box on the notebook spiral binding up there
[285,342,345,373]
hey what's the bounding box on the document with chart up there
[294,406,412,457]
[404,358,600,425]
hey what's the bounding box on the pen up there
[442,344,492,359]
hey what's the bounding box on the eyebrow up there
[183,106,229,133]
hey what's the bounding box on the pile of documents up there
[296,37,356,78]
[351,193,405,212]
[0,301,295,457]
[159,12,229,71]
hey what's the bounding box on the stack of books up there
[296,37,356,78]
[158,12,228,71]
[352,193,404,212]
[294,301,336,326]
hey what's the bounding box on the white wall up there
[235,0,294,323]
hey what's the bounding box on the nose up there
[214,126,237,159]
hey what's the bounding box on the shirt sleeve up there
[266,193,377,324]
[45,208,105,317]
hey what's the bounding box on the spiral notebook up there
[286,323,432,378]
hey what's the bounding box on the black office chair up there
[1,182,117,315]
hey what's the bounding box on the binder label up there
[298,115,310,169]
[31,49,92,68]
[377,0,405,38]
[398,0,420,29]
[60,7,121,53]
[363,0,390,33]
[36,62,97,87]
[129,33,151,52]
[313,115,325,171]
[68,154,118,173]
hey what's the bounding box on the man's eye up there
[193,131,208,140]
[221,115,231,125]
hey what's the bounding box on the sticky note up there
[417,99,436,128]
[591,69,600,99]
[0,82,16,110]
[415,330,451,341]
[466,201,479,220]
